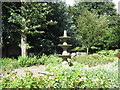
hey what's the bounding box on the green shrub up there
[18,55,62,67]
[37,54,62,65]
[0,58,19,74]
[37,54,49,65]
[18,56,38,67]
[97,49,120,57]
[46,60,118,88]
[45,55,62,65]
[72,50,119,66]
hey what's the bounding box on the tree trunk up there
[0,42,2,58]
[0,32,2,58]
[86,47,89,55]
[21,33,27,56]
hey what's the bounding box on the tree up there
[69,1,119,51]
[76,10,108,54]
[102,15,120,49]
[26,2,69,55]
[74,0,117,16]
[7,2,56,56]
[2,2,72,56]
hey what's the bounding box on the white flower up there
[79,77,87,81]
[92,78,99,82]
[64,72,68,75]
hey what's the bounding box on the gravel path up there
[0,60,118,79]
[13,65,50,77]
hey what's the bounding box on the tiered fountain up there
[58,30,72,61]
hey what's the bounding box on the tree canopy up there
[76,10,108,54]
[1,1,119,57]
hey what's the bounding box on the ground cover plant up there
[0,59,118,88]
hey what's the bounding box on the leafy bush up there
[37,54,49,65]
[37,54,62,65]
[0,58,19,74]
[96,49,120,57]
[44,55,62,65]
[46,60,118,88]
[0,55,62,73]
[18,55,62,67]
[72,50,119,66]
[18,56,38,67]
[72,55,118,66]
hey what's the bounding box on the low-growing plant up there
[37,54,49,65]
[72,50,119,66]
[46,60,119,88]
[18,55,62,67]
[97,49,120,57]
[0,55,62,73]
[37,54,62,65]
[45,55,62,65]
[0,60,118,88]
[18,56,38,67]
[0,58,19,74]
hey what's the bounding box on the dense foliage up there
[0,58,19,74]
[76,10,108,54]
[1,1,119,88]
[18,55,62,67]
[0,49,119,74]
[2,2,68,57]
[72,49,119,66]
[0,54,62,74]
[0,59,118,88]
[2,1,120,57]
[69,1,120,51]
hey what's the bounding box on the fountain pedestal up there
[58,30,72,61]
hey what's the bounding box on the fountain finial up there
[63,30,67,37]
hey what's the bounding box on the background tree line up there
[2,1,120,57]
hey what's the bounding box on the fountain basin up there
[58,54,70,61]
[58,44,72,49]
[59,36,71,39]
[59,36,71,41]
[58,54,70,57]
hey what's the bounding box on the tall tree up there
[76,10,108,54]
[7,2,56,56]
[26,2,69,55]
[2,1,21,57]
[102,15,120,49]
[70,1,119,50]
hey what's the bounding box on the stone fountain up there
[58,30,72,62]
